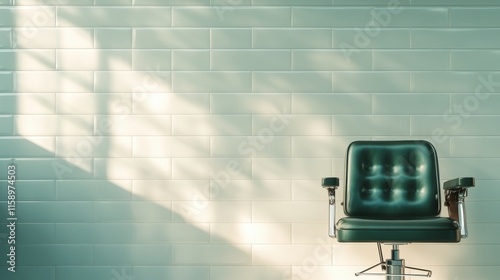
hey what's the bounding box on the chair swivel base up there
[355,244,431,280]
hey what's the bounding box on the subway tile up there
[0,115,12,135]
[332,116,411,136]
[413,116,500,138]
[173,71,251,93]
[0,6,56,27]
[134,28,209,48]
[57,7,171,27]
[95,28,132,48]
[15,71,93,92]
[132,93,210,115]
[254,28,332,48]
[0,180,55,200]
[373,50,449,70]
[253,115,331,136]
[293,94,371,115]
[210,136,291,158]
[253,244,332,265]
[172,201,252,223]
[56,50,131,70]
[332,29,410,49]
[0,28,11,48]
[173,7,290,27]
[211,94,290,114]
[57,136,132,158]
[292,223,329,243]
[332,72,410,93]
[211,266,290,280]
[133,50,171,70]
[292,7,371,27]
[254,0,332,4]
[451,137,500,158]
[411,71,500,93]
[405,245,500,266]
[134,0,210,5]
[134,223,210,243]
[172,50,210,71]
[468,180,500,201]
[94,158,172,179]
[292,180,328,201]
[12,223,56,244]
[55,267,134,280]
[372,135,451,157]
[172,158,251,180]
[15,0,93,4]
[95,115,172,136]
[211,28,252,49]
[292,136,366,158]
[9,245,93,265]
[57,93,132,115]
[412,28,500,49]
[373,93,449,115]
[13,201,93,222]
[252,158,332,180]
[211,50,291,71]
[292,50,371,71]
[0,71,13,92]
[13,158,93,179]
[95,0,132,4]
[0,50,55,70]
[94,245,172,265]
[172,115,251,136]
[134,267,210,280]
[93,201,172,222]
[0,136,54,157]
[14,28,93,48]
[211,223,291,244]
[253,71,332,93]
[173,245,251,265]
[0,267,54,280]
[451,50,500,70]
[450,93,500,115]
[95,71,171,93]
[56,180,132,200]
[253,201,326,223]
[209,179,291,200]
[0,0,11,4]
[378,7,449,27]
[15,115,94,136]
[440,158,500,180]
[132,180,208,201]
[412,0,500,5]
[2,93,55,114]
[452,8,500,27]
[132,136,209,157]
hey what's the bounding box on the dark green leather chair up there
[322,140,474,279]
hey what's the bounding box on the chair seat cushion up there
[337,217,460,243]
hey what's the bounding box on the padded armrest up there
[443,177,475,190]
[322,177,340,188]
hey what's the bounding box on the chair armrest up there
[322,177,339,238]
[443,177,475,238]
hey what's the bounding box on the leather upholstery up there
[337,140,460,243]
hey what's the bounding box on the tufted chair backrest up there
[344,140,441,219]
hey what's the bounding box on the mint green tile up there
[332,72,410,93]
[0,267,54,280]
[451,137,500,157]
[412,28,500,49]
[332,116,410,136]
[211,28,252,49]
[173,50,209,70]
[0,28,11,48]
[133,50,171,70]
[95,28,132,49]
[333,29,410,49]
[134,0,209,5]
[254,0,332,5]
[252,116,331,136]
[58,7,171,27]
[134,267,209,280]
[56,180,132,200]
[134,28,209,48]
[373,50,449,70]
[411,71,500,93]
[210,136,291,158]
[0,116,12,135]
[377,7,449,27]
[0,72,12,92]
[253,71,331,93]
[373,93,449,115]
[452,8,500,27]
[133,223,210,243]
[56,267,133,280]
[55,223,95,243]
[12,159,93,180]
[0,137,54,157]
[254,28,332,49]
[411,116,500,136]
[15,0,92,4]
[173,71,251,93]
[333,0,410,4]
[452,50,500,70]
[0,8,13,27]
[94,202,173,222]
[293,7,372,27]
[94,245,172,265]
[293,94,372,115]
[173,245,251,265]
[0,0,12,5]
[450,94,500,115]
[14,223,56,244]
[0,180,55,200]
[413,0,500,6]
[212,50,290,71]
[293,50,371,71]
[11,245,93,265]
[211,94,290,114]
[173,7,290,27]
[172,115,252,136]
[95,0,132,5]
[15,202,93,222]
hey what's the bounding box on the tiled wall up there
[1,0,500,279]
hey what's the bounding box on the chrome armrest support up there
[444,177,475,238]
[322,177,339,238]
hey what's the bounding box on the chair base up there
[355,244,432,280]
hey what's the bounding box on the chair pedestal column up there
[386,245,405,280]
